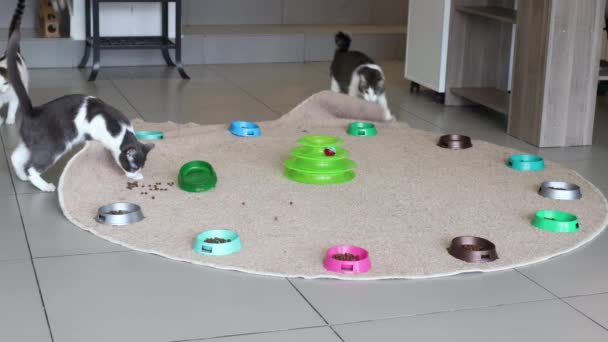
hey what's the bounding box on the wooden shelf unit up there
[451,87,509,114]
[445,0,515,116]
[455,6,516,24]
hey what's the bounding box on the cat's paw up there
[5,117,15,125]
[35,182,56,192]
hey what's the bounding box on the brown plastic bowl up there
[437,134,473,150]
[448,236,498,263]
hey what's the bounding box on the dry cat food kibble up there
[204,238,232,244]
[461,245,485,252]
[108,210,127,215]
[126,181,139,190]
[332,253,361,261]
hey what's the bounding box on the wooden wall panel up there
[509,0,605,147]
[507,0,551,145]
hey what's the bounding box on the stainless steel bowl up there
[539,181,582,200]
[96,203,144,226]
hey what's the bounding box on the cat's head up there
[358,67,385,103]
[0,67,9,93]
[118,141,155,180]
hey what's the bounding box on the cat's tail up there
[6,0,33,116]
[8,0,25,38]
[335,31,351,52]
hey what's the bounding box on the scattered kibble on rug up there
[204,238,232,244]
[332,253,360,261]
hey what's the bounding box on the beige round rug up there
[58,91,608,280]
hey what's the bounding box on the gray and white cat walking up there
[330,31,392,121]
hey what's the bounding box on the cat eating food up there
[330,31,393,121]
[5,0,154,192]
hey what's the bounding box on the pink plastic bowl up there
[323,245,371,274]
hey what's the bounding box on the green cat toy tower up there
[284,135,356,185]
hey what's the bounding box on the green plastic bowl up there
[348,122,377,137]
[298,135,344,148]
[284,168,356,185]
[284,157,356,173]
[290,146,349,160]
[532,210,579,233]
[178,161,217,193]
[508,154,545,171]
[135,130,164,140]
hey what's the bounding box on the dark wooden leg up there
[78,0,91,68]
[410,81,421,93]
[174,0,190,79]
[88,0,100,81]
[161,0,175,66]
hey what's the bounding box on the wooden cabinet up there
[406,0,606,147]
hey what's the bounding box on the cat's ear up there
[143,143,155,153]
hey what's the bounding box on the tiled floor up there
[1,61,607,342]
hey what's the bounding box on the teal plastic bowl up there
[135,131,164,140]
[507,154,545,171]
[193,230,241,256]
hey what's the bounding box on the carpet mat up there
[58,91,608,280]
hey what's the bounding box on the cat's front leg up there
[6,98,19,125]
[27,168,56,192]
[378,94,393,121]
[330,77,341,93]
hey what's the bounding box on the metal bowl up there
[96,203,144,226]
[538,181,582,200]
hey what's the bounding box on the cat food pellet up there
[126,181,139,190]
[332,253,360,261]
[108,210,127,215]
[204,238,232,244]
[274,216,278,221]
[289,201,293,205]
[461,245,485,252]
[242,202,246,206]
[151,196,155,199]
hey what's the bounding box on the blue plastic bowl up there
[229,121,261,137]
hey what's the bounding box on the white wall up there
[71,0,175,40]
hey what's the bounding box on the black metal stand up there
[78,0,190,81]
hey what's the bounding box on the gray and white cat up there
[330,31,392,120]
[6,0,154,192]
[0,18,29,126]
